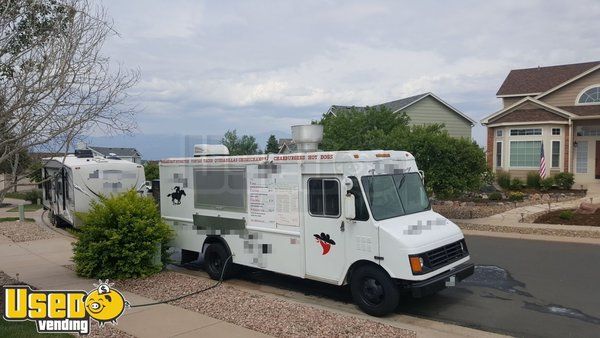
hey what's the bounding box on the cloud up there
[96,0,600,151]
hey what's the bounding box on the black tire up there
[350,265,399,316]
[203,243,236,280]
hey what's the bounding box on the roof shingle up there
[496,61,600,96]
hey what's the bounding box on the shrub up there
[554,172,574,190]
[488,192,503,201]
[73,190,174,279]
[510,178,524,190]
[508,191,524,202]
[526,172,541,188]
[559,210,574,220]
[540,177,554,191]
[496,171,511,189]
[24,190,42,204]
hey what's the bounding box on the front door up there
[596,141,600,179]
[303,176,346,282]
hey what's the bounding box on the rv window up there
[194,168,246,211]
[308,178,340,217]
[349,177,369,221]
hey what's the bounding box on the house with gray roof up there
[87,146,142,164]
[326,92,475,139]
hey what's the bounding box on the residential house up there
[87,146,142,164]
[481,61,600,186]
[327,92,475,139]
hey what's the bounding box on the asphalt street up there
[213,235,600,338]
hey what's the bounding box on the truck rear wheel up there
[203,243,236,280]
[350,265,399,316]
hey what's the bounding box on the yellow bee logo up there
[84,281,127,326]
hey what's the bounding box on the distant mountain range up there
[85,131,290,160]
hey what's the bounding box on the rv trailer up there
[160,125,474,316]
[42,149,147,227]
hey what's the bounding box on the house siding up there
[400,96,472,139]
[502,97,526,108]
[541,69,600,106]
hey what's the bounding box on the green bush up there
[496,171,511,189]
[526,172,541,188]
[24,190,42,204]
[73,190,174,279]
[508,191,524,202]
[559,210,574,220]
[540,177,554,191]
[554,172,574,190]
[488,192,502,201]
[510,178,524,190]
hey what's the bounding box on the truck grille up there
[424,240,467,269]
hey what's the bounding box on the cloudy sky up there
[94,0,600,159]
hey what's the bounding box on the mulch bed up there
[534,209,600,226]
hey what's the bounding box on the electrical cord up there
[128,255,233,308]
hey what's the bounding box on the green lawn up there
[0,319,72,337]
[6,204,42,212]
[0,217,35,222]
[4,191,28,200]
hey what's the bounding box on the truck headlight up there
[409,256,424,274]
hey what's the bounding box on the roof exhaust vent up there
[194,144,230,157]
[291,124,323,153]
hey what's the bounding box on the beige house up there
[328,92,475,139]
[481,61,600,187]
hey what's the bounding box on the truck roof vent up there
[194,144,230,157]
[291,124,323,153]
[74,149,94,158]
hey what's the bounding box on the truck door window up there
[349,177,369,221]
[308,178,340,217]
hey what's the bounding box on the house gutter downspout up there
[568,118,573,173]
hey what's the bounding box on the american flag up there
[539,143,548,178]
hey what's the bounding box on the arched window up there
[577,86,600,104]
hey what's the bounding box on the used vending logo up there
[2,280,127,335]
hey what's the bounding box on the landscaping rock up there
[444,201,453,206]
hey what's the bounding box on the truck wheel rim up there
[208,253,222,272]
[361,277,384,306]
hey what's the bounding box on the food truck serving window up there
[308,178,340,217]
[194,168,246,211]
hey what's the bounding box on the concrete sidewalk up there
[0,234,269,338]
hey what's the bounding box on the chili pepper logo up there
[314,232,336,255]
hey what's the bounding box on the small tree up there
[0,0,139,203]
[265,135,279,153]
[221,130,259,155]
[73,190,173,279]
[144,162,159,181]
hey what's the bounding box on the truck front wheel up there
[203,243,236,280]
[350,265,399,316]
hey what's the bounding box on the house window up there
[496,142,502,167]
[578,86,600,104]
[576,126,600,136]
[510,141,541,167]
[308,178,340,217]
[510,128,542,136]
[496,129,503,137]
[551,141,560,168]
[576,141,588,173]
[552,128,561,135]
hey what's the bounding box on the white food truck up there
[42,150,146,227]
[160,125,474,316]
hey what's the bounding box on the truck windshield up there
[361,172,430,221]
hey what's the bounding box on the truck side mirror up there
[344,193,356,220]
[418,170,425,183]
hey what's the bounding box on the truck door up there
[303,176,346,283]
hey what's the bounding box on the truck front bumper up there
[405,262,474,298]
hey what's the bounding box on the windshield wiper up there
[396,175,406,190]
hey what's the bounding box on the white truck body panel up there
[160,150,471,285]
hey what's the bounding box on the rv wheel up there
[350,265,399,317]
[203,243,236,280]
